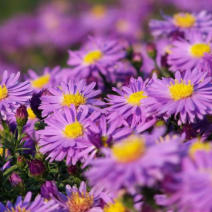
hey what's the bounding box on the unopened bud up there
[9,172,22,186]
[28,159,45,176]
[146,42,157,59]
[16,105,28,127]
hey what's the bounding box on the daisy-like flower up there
[86,134,180,194]
[38,106,100,165]
[168,31,212,73]
[106,77,156,131]
[150,11,212,37]
[56,181,112,212]
[81,4,116,34]
[166,151,212,212]
[147,69,212,124]
[40,80,103,117]
[67,37,126,78]
[0,192,58,212]
[27,67,61,91]
[0,71,32,119]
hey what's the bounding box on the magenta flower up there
[150,11,212,37]
[67,37,126,78]
[86,134,180,194]
[40,79,103,116]
[38,106,100,165]
[147,69,212,124]
[168,31,212,73]
[166,151,212,212]
[0,192,58,212]
[106,77,156,132]
[27,67,61,91]
[0,71,32,119]
[56,181,112,212]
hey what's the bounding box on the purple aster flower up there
[27,66,61,91]
[9,172,22,187]
[0,71,32,119]
[38,106,100,165]
[55,181,112,212]
[41,181,59,200]
[0,192,58,212]
[86,134,180,194]
[106,77,156,132]
[67,37,126,78]
[80,4,117,34]
[147,69,212,124]
[112,10,142,41]
[166,151,212,212]
[36,2,83,48]
[150,11,212,37]
[40,79,103,117]
[168,31,212,73]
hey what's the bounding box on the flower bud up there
[41,181,59,199]
[17,155,25,167]
[146,42,157,59]
[9,172,22,186]
[16,105,28,127]
[67,165,77,175]
[28,159,45,176]
[132,52,143,69]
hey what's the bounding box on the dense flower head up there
[40,79,103,117]
[3,2,212,211]
[165,151,212,212]
[56,181,112,212]
[27,67,61,91]
[167,31,212,73]
[0,71,32,119]
[150,11,212,37]
[147,69,212,124]
[38,106,100,165]
[106,77,156,132]
[86,133,180,194]
[0,192,58,212]
[67,37,126,78]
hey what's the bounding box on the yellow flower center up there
[91,5,106,18]
[7,206,30,212]
[112,136,145,163]
[67,192,94,212]
[169,80,194,101]
[63,121,83,139]
[83,50,103,65]
[0,147,3,156]
[62,92,86,107]
[0,85,8,101]
[127,91,147,106]
[189,140,211,157]
[173,13,196,28]
[27,107,36,120]
[104,200,127,212]
[190,43,211,58]
[0,147,8,157]
[31,74,50,89]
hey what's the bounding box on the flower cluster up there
[1,0,212,212]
